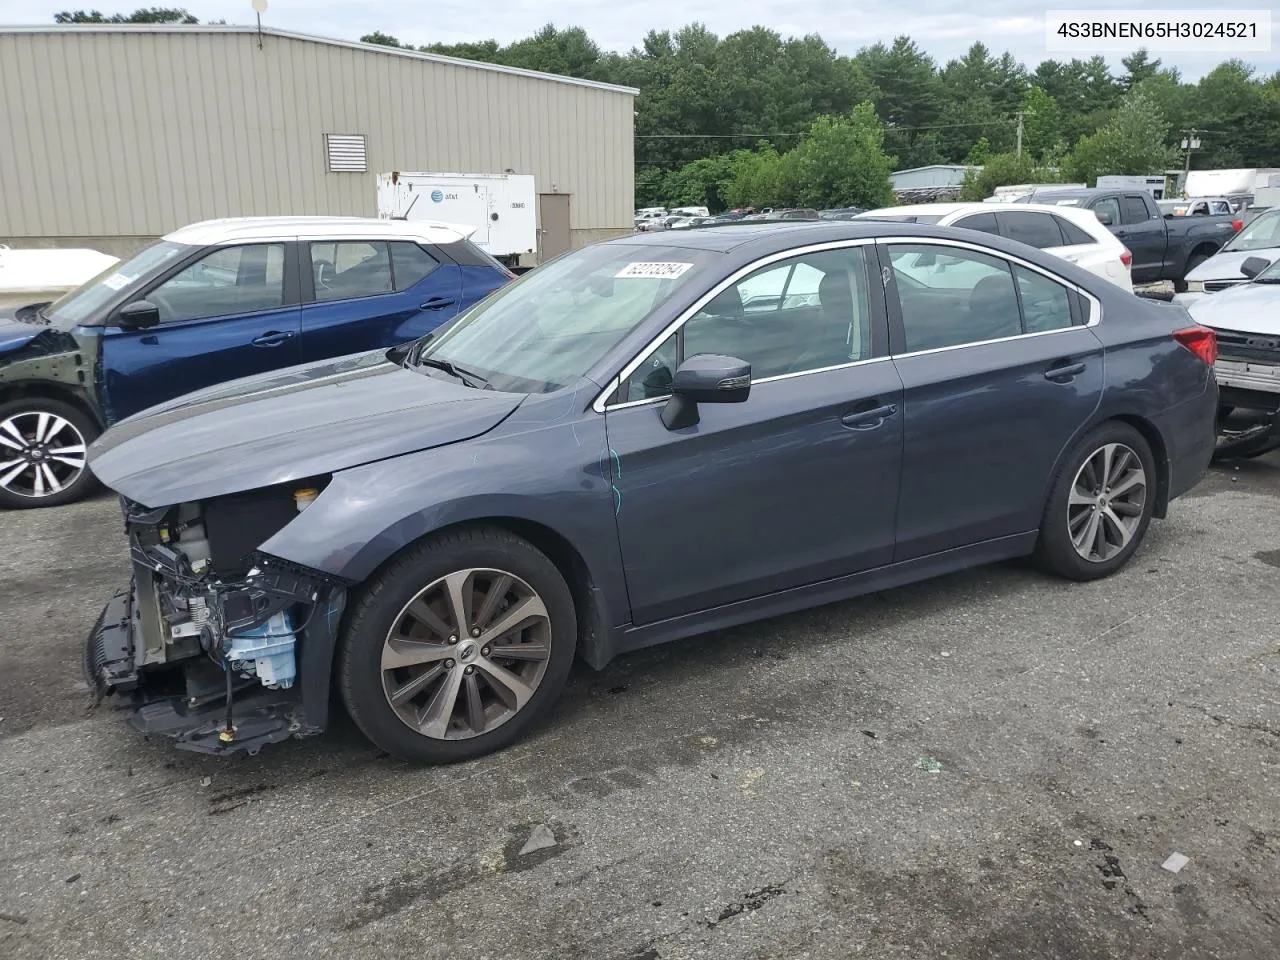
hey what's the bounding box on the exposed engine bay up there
[85,481,348,756]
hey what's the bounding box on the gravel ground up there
[1,455,1278,960]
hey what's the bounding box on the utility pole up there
[1179,130,1201,197]
[1015,111,1024,161]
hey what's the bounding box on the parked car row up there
[81,216,1219,764]
[0,218,511,508]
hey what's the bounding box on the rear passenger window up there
[953,213,1000,236]
[1014,266,1075,333]
[390,242,440,290]
[310,241,393,302]
[1120,196,1151,224]
[889,244,1021,352]
[998,212,1064,249]
[1055,216,1095,246]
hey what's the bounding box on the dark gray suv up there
[85,220,1219,763]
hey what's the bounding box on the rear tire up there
[1034,422,1156,581]
[1173,253,1211,294]
[0,397,100,509]
[338,526,576,764]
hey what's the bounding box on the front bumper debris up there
[85,572,347,758]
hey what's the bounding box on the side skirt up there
[611,532,1039,660]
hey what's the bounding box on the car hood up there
[0,307,44,354]
[1186,247,1280,282]
[1187,283,1280,336]
[88,350,526,507]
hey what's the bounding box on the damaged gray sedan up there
[85,221,1218,763]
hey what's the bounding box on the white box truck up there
[1095,175,1168,198]
[377,172,537,269]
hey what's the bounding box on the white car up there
[1175,207,1280,303]
[0,244,119,304]
[857,202,1134,292]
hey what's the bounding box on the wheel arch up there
[1040,412,1171,522]
[337,513,621,673]
[0,381,105,432]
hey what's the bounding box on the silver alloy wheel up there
[0,411,88,499]
[1067,442,1147,563]
[380,568,553,740]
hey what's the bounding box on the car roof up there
[603,218,1096,259]
[163,216,476,247]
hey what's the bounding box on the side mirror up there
[1241,256,1272,280]
[116,299,161,330]
[660,354,751,430]
[1094,208,1113,226]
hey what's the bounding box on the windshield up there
[415,243,720,392]
[1224,210,1280,252]
[45,240,189,329]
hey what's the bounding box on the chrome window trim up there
[591,234,1102,413]
[592,238,881,413]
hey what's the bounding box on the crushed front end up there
[85,483,348,756]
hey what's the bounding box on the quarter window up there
[148,244,285,323]
[309,241,393,302]
[390,242,440,290]
[620,247,874,402]
[1015,265,1075,333]
[888,244,1021,352]
[998,212,1064,250]
[1055,216,1095,246]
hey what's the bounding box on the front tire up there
[1035,422,1156,581]
[0,398,100,509]
[338,526,576,763]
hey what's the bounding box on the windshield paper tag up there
[616,261,693,280]
[100,273,132,290]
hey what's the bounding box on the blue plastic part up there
[226,611,297,690]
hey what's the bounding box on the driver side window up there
[149,244,285,323]
[620,247,873,402]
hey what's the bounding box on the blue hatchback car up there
[0,217,512,508]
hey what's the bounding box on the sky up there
[1,0,1276,80]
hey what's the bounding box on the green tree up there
[55,6,197,21]
[958,152,1062,201]
[1020,86,1063,163]
[1065,91,1178,184]
[721,144,788,209]
[1119,49,1161,92]
[360,31,404,47]
[965,137,992,165]
[781,102,896,209]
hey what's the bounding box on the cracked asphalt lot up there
[2,455,1278,959]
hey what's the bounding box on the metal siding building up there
[0,25,637,259]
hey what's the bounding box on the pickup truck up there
[1020,188,1241,290]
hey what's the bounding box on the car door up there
[298,239,462,363]
[99,241,301,422]
[881,239,1104,561]
[603,242,903,625]
[1113,194,1165,283]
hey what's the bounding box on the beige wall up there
[0,29,635,252]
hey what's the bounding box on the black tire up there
[1034,422,1157,582]
[0,397,101,509]
[1173,253,1211,293]
[338,526,576,764]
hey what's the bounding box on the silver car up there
[1176,207,1280,303]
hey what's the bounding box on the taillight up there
[1232,219,1243,232]
[1120,248,1133,268]
[1173,326,1217,366]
